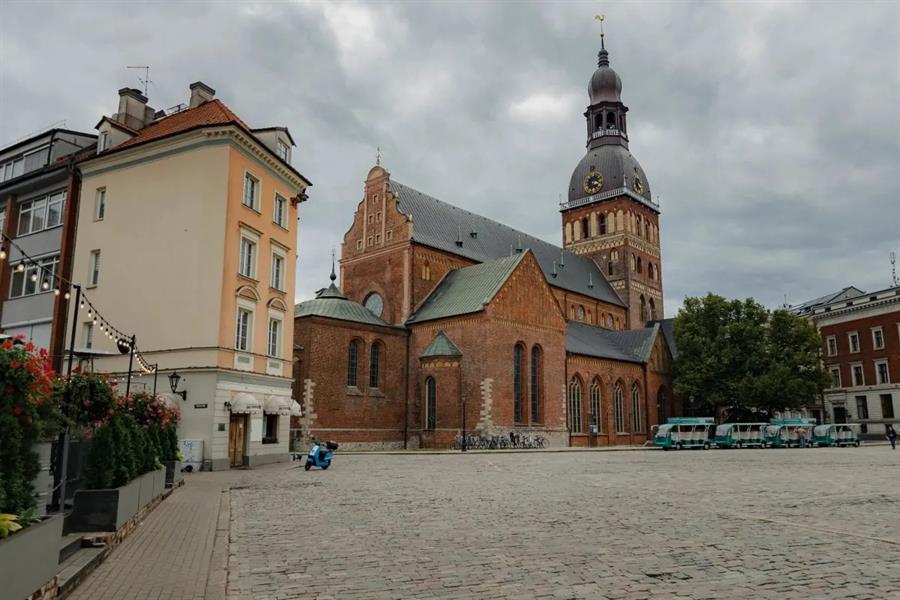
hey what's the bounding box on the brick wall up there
[293,315,408,449]
[820,310,900,389]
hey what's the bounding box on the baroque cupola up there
[565,30,653,207]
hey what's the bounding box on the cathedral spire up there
[595,14,609,67]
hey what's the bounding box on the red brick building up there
[293,40,678,449]
[795,286,900,435]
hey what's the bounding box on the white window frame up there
[235,306,253,352]
[270,246,286,291]
[88,250,101,287]
[851,362,864,387]
[98,131,109,152]
[848,331,860,354]
[276,140,289,162]
[17,193,66,236]
[267,315,282,357]
[9,254,59,298]
[84,322,94,350]
[242,172,260,211]
[273,193,287,228]
[95,187,107,221]
[875,359,890,385]
[871,326,884,350]
[829,366,841,389]
[826,335,837,357]
[239,233,258,279]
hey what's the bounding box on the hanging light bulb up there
[30,273,38,282]
[87,309,92,317]
[64,292,70,300]
[41,280,50,290]
[16,263,25,272]
[54,288,60,296]
[0,248,7,260]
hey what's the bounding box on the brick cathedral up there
[293,39,679,449]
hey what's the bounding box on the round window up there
[364,292,384,318]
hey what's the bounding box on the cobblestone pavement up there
[227,447,900,600]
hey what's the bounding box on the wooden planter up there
[67,467,166,533]
[163,460,183,486]
[0,514,63,600]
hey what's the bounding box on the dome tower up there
[560,25,663,328]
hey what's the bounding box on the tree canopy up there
[673,294,829,418]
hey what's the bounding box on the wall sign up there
[194,403,208,409]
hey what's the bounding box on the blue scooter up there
[305,441,338,471]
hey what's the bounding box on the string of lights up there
[0,231,156,375]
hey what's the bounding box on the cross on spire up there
[595,14,605,50]
[376,146,381,166]
[330,248,337,282]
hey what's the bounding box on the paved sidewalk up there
[68,473,231,600]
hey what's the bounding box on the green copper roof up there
[420,331,463,358]
[407,253,526,325]
[295,283,394,328]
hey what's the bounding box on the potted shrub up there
[0,338,64,599]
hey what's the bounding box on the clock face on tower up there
[583,172,603,195]
[633,175,644,194]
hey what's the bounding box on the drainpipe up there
[403,328,410,449]
[565,351,570,445]
[643,363,651,443]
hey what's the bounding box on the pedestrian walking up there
[886,424,897,450]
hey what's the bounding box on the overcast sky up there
[2,1,898,317]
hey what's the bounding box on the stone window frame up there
[242,171,260,212]
[850,362,864,387]
[613,381,626,433]
[631,382,642,432]
[590,377,602,433]
[826,335,838,357]
[871,326,885,350]
[530,345,543,425]
[874,359,890,385]
[568,376,583,434]
[347,339,362,388]
[513,342,526,424]
[368,339,383,389]
[881,394,895,419]
[829,366,842,388]
[848,331,860,354]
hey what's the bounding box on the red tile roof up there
[115,99,250,150]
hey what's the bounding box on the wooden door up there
[229,415,246,467]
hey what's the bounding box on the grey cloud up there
[1,1,897,317]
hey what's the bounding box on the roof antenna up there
[551,261,558,278]
[891,252,898,287]
[455,226,463,247]
[515,236,523,253]
[376,146,381,166]
[559,250,566,269]
[588,272,594,288]
[330,248,337,283]
[126,65,151,96]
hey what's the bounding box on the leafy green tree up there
[674,295,828,418]
[86,423,115,489]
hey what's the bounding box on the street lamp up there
[168,370,187,401]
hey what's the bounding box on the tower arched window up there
[513,343,525,423]
[568,377,583,433]
[637,257,642,274]
[576,306,585,321]
[632,383,642,432]
[594,113,603,131]
[425,377,436,431]
[614,382,626,433]
[649,298,657,321]
[598,213,607,235]
[347,340,361,387]
[369,341,383,388]
[581,217,590,239]
[606,112,616,129]
[631,254,636,272]
[590,378,602,432]
[640,295,648,323]
[530,346,542,424]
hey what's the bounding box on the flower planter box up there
[163,460,183,486]
[67,468,164,533]
[0,514,63,600]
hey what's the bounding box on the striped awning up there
[230,392,261,414]
[263,395,291,416]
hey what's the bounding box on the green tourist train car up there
[653,417,715,450]
[713,423,768,448]
[764,418,817,448]
[812,424,861,447]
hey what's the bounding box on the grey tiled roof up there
[295,283,394,328]
[390,181,625,307]
[407,254,525,324]
[790,286,865,316]
[566,321,660,364]
[420,331,463,358]
[648,318,677,360]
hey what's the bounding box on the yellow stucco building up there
[70,83,310,470]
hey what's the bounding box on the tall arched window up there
[598,213,607,235]
[640,295,647,323]
[614,382,626,433]
[347,340,360,387]
[568,377,583,433]
[530,345,542,424]
[513,343,525,423]
[632,383,642,432]
[369,341,382,388]
[636,257,642,274]
[606,112,616,128]
[590,378,602,432]
[425,377,436,430]
[649,298,657,321]
[581,217,590,239]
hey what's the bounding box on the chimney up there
[116,88,151,130]
[189,81,216,108]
